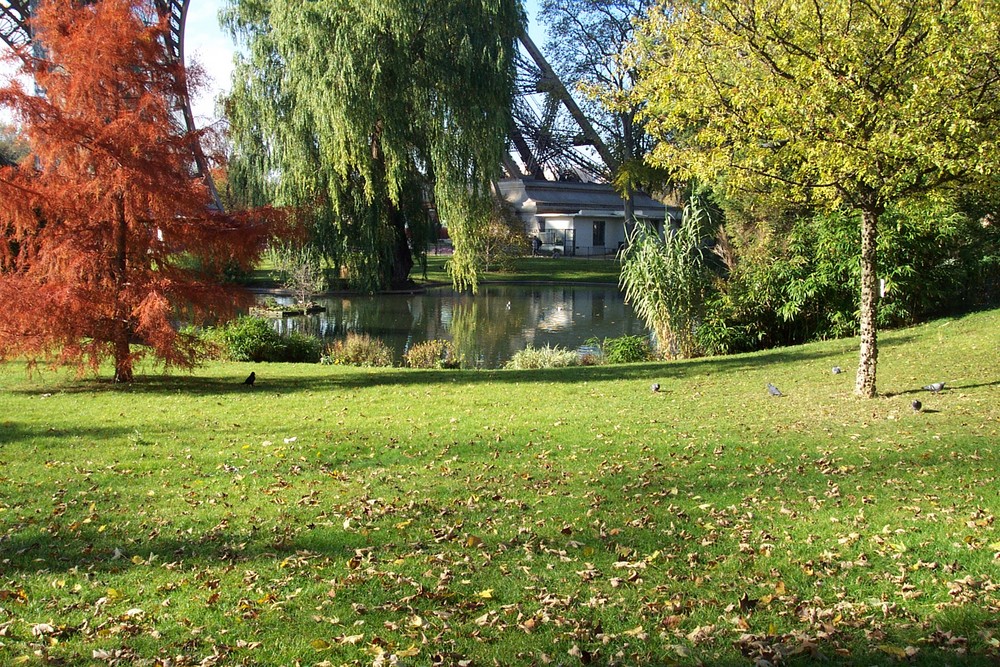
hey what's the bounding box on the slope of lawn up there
[0,308,998,666]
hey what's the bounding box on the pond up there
[262,284,648,368]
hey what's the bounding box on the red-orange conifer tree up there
[0,0,284,382]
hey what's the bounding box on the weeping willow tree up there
[221,0,523,292]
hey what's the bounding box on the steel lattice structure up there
[508,31,616,183]
[2,1,609,187]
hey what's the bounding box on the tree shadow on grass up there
[0,421,138,445]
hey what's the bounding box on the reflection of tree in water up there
[448,289,530,368]
[261,285,647,367]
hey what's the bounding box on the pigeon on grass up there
[922,382,945,393]
[911,400,922,412]
[832,366,842,375]
[651,383,660,393]
[767,383,783,397]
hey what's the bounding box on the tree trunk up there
[388,202,413,289]
[112,194,133,383]
[855,204,881,398]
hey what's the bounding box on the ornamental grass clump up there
[404,339,463,369]
[504,344,580,369]
[323,333,394,367]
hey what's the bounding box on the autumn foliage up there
[0,0,285,382]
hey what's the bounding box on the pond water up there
[263,284,648,368]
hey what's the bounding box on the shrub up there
[323,333,394,367]
[602,335,654,364]
[222,316,285,362]
[504,345,580,370]
[283,332,322,363]
[204,316,322,363]
[404,339,463,369]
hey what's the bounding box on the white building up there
[498,178,678,257]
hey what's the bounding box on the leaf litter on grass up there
[0,311,998,664]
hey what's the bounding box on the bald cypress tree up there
[222,0,523,292]
[0,0,283,383]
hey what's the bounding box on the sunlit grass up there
[0,309,998,665]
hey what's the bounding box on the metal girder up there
[509,29,616,183]
[0,0,32,51]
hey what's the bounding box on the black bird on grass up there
[243,371,256,387]
[911,399,922,412]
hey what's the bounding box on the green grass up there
[1,309,998,665]
[243,254,621,292]
[417,254,621,286]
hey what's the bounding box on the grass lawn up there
[417,255,621,286]
[1,309,998,665]
[242,255,621,293]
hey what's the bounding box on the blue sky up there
[184,0,543,125]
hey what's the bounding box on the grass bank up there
[243,255,621,291]
[1,309,998,665]
[417,255,621,286]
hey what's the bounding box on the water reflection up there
[265,284,647,368]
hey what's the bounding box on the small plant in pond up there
[266,243,326,307]
[404,340,463,369]
[323,333,394,367]
[504,344,580,370]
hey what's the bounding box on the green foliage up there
[504,344,580,369]
[213,316,321,363]
[322,333,394,367]
[697,201,1000,354]
[222,0,523,292]
[219,316,282,363]
[0,123,28,167]
[403,339,463,369]
[620,195,711,358]
[601,334,654,364]
[470,199,529,274]
[633,0,1000,395]
[281,332,323,364]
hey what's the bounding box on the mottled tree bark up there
[855,204,881,398]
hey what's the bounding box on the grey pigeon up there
[243,371,256,387]
[651,383,660,393]
[911,399,922,412]
[832,366,842,375]
[922,382,945,393]
[767,383,783,397]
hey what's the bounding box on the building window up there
[537,220,546,233]
[592,220,606,246]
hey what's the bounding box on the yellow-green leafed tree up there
[632,0,1000,397]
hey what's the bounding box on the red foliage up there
[0,0,288,382]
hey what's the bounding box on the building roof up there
[499,178,671,219]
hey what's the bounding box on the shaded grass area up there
[0,309,998,665]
